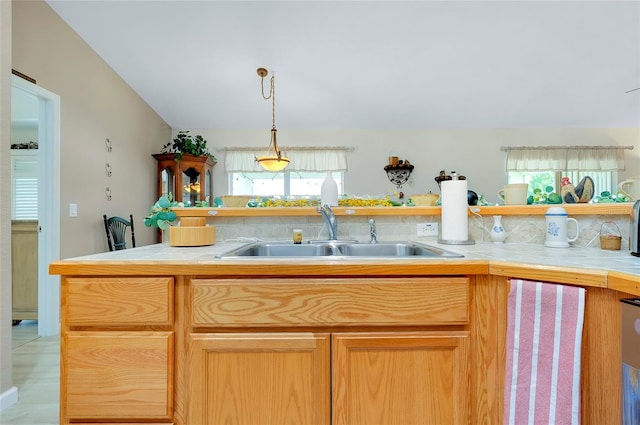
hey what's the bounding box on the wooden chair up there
[103,214,136,251]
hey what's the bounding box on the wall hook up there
[105,138,112,152]
[105,163,112,177]
[105,187,112,201]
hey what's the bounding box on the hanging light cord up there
[258,70,282,159]
[260,73,276,129]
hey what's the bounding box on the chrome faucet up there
[369,219,378,244]
[317,204,338,240]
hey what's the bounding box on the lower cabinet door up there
[189,332,330,425]
[64,331,174,421]
[332,331,470,425]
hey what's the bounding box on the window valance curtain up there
[224,147,349,172]
[505,146,627,172]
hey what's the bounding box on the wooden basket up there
[169,225,215,247]
[180,217,206,227]
[599,222,621,251]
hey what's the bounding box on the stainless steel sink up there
[339,242,463,257]
[223,242,337,257]
[220,241,463,258]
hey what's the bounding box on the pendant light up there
[255,67,290,172]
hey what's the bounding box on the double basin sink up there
[220,241,463,258]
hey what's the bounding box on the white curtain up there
[505,146,626,171]
[225,147,348,172]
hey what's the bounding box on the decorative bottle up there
[490,215,506,243]
[321,171,338,206]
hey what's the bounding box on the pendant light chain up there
[260,73,277,130]
[271,75,276,130]
[256,67,290,171]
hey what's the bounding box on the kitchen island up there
[49,241,639,425]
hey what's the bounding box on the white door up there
[11,75,60,337]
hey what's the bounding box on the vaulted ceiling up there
[46,0,640,129]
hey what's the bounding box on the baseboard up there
[0,385,18,411]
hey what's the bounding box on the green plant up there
[161,131,216,161]
[527,186,562,204]
[144,193,180,230]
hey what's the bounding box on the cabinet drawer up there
[65,277,173,326]
[64,331,173,420]
[192,277,469,327]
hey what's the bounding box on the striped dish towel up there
[504,279,586,425]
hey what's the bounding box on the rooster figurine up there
[574,176,594,203]
[560,177,579,203]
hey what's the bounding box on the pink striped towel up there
[504,279,585,425]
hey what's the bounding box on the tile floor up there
[0,321,59,425]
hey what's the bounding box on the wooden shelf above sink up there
[173,203,633,218]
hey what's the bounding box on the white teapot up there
[545,206,579,248]
[619,176,640,201]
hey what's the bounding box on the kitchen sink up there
[221,242,338,257]
[220,241,463,258]
[339,242,463,257]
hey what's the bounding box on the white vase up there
[490,215,506,243]
[321,171,338,206]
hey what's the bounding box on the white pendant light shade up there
[257,155,290,172]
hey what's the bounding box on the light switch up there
[69,203,78,217]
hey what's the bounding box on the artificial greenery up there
[144,193,180,230]
[161,131,216,161]
[527,186,562,204]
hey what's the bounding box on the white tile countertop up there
[54,239,640,278]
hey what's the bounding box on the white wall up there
[0,0,14,410]
[188,128,639,203]
[12,0,172,259]
[9,126,36,144]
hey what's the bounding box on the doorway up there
[11,75,60,337]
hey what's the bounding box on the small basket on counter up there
[599,221,622,251]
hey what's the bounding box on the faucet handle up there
[369,219,378,244]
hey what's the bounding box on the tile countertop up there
[52,239,640,279]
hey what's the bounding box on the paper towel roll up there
[440,180,469,242]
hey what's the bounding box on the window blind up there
[11,151,38,220]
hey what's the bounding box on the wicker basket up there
[600,222,621,251]
[411,193,440,206]
[221,195,251,207]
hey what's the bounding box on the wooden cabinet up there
[153,153,215,206]
[189,277,471,424]
[190,333,330,424]
[60,277,174,425]
[12,220,38,322]
[65,331,174,420]
[333,331,470,425]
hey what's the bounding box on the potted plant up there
[160,130,216,161]
[144,193,181,230]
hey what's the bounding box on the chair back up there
[103,214,136,251]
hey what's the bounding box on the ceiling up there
[45,0,640,129]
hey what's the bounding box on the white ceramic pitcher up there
[618,176,640,201]
[545,206,579,248]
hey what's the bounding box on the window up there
[225,147,348,196]
[230,171,343,197]
[505,146,626,198]
[508,170,616,196]
[11,150,38,219]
